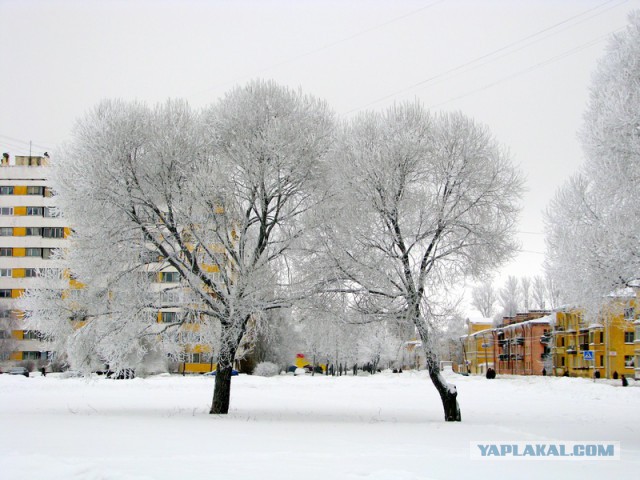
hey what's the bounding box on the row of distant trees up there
[471,274,561,321]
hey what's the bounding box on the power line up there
[342,0,628,114]
[191,0,447,99]
[0,134,52,152]
[519,250,546,256]
[404,0,630,96]
[429,28,621,109]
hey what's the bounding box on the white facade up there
[0,155,67,369]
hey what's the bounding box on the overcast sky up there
[1,0,638,315]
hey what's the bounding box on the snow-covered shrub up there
[253,361,279,377]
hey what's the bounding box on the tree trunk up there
[426,353,461,422]
[210,364,233,414]
[415,321,461,422]
[209,318,249,415]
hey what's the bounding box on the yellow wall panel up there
[11,289,24,298]
[184,363,216,373]
[13,227,26,236]
[192,344,212,354]
[69,279,85,289]
[202,263,220,273]
[12,330,24,340]
[13,186,27,195]
[13,206,26,216]
[9,352,21,361]
[12,269,25,278]
[13,248,25,257]
[63,227,71,238]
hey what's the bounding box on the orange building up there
[493,312,552,376]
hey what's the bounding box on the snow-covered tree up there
[21,80,335,414]
[319,103,522,421]
[545,12,640,314]
[498,275,521,319]
[532,275,548,310]
[471,280,497,318]
[520,276,531,312]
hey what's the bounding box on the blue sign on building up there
[583,350,594,361]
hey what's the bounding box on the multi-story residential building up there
[552,297,637,379]
[0,153,69,370]
[493,311,551,376]
[461,312,552,376]
[461,318,493,374]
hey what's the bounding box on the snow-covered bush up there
[253,361,280,377]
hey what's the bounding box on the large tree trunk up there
[209,316,250,414]
[415,321,461,422]
[426,353,461,422]
[210,363,234,414]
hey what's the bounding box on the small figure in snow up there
[621,374,628,387]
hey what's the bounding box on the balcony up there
[566,345,577,354]
[579,343,589,351]
[541,353,551,360]
[511,337,524,345]
[540,335,551,344]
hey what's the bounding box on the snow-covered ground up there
[1,371,638,479]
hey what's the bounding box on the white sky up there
[1,0,638,314]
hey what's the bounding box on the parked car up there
[7,367,29,378]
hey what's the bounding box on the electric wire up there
[190,0,447,98]
[343,0,629,114]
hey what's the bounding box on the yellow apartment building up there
[552,296,637,379]
[461,317,494,374]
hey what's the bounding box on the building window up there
[26,186,44,195]
[624,307,635,320]
[624,355,635,368]
[22,330,42,340]
[43,207,61,218]
[41,248,52,259]
[624,331,635,343]
[561,356,565,366]
[25,268,38,278]
[0,248,13,256]
[0,309,11,318]
[0,227,12,236]
[42,227,64,239]
[22,351,42,360]
[0,289,12,298]
[26,207,43,216]
[0,268,11,277]
[161,311,179,323]
[599,331,604,344]
[0,186,14,195]
[0,207,13,215]
[160,271,179,283]
[25,248,42,257]
[599,355,604,367]
[25,227,41,236]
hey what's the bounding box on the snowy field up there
[1,371,639,480]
